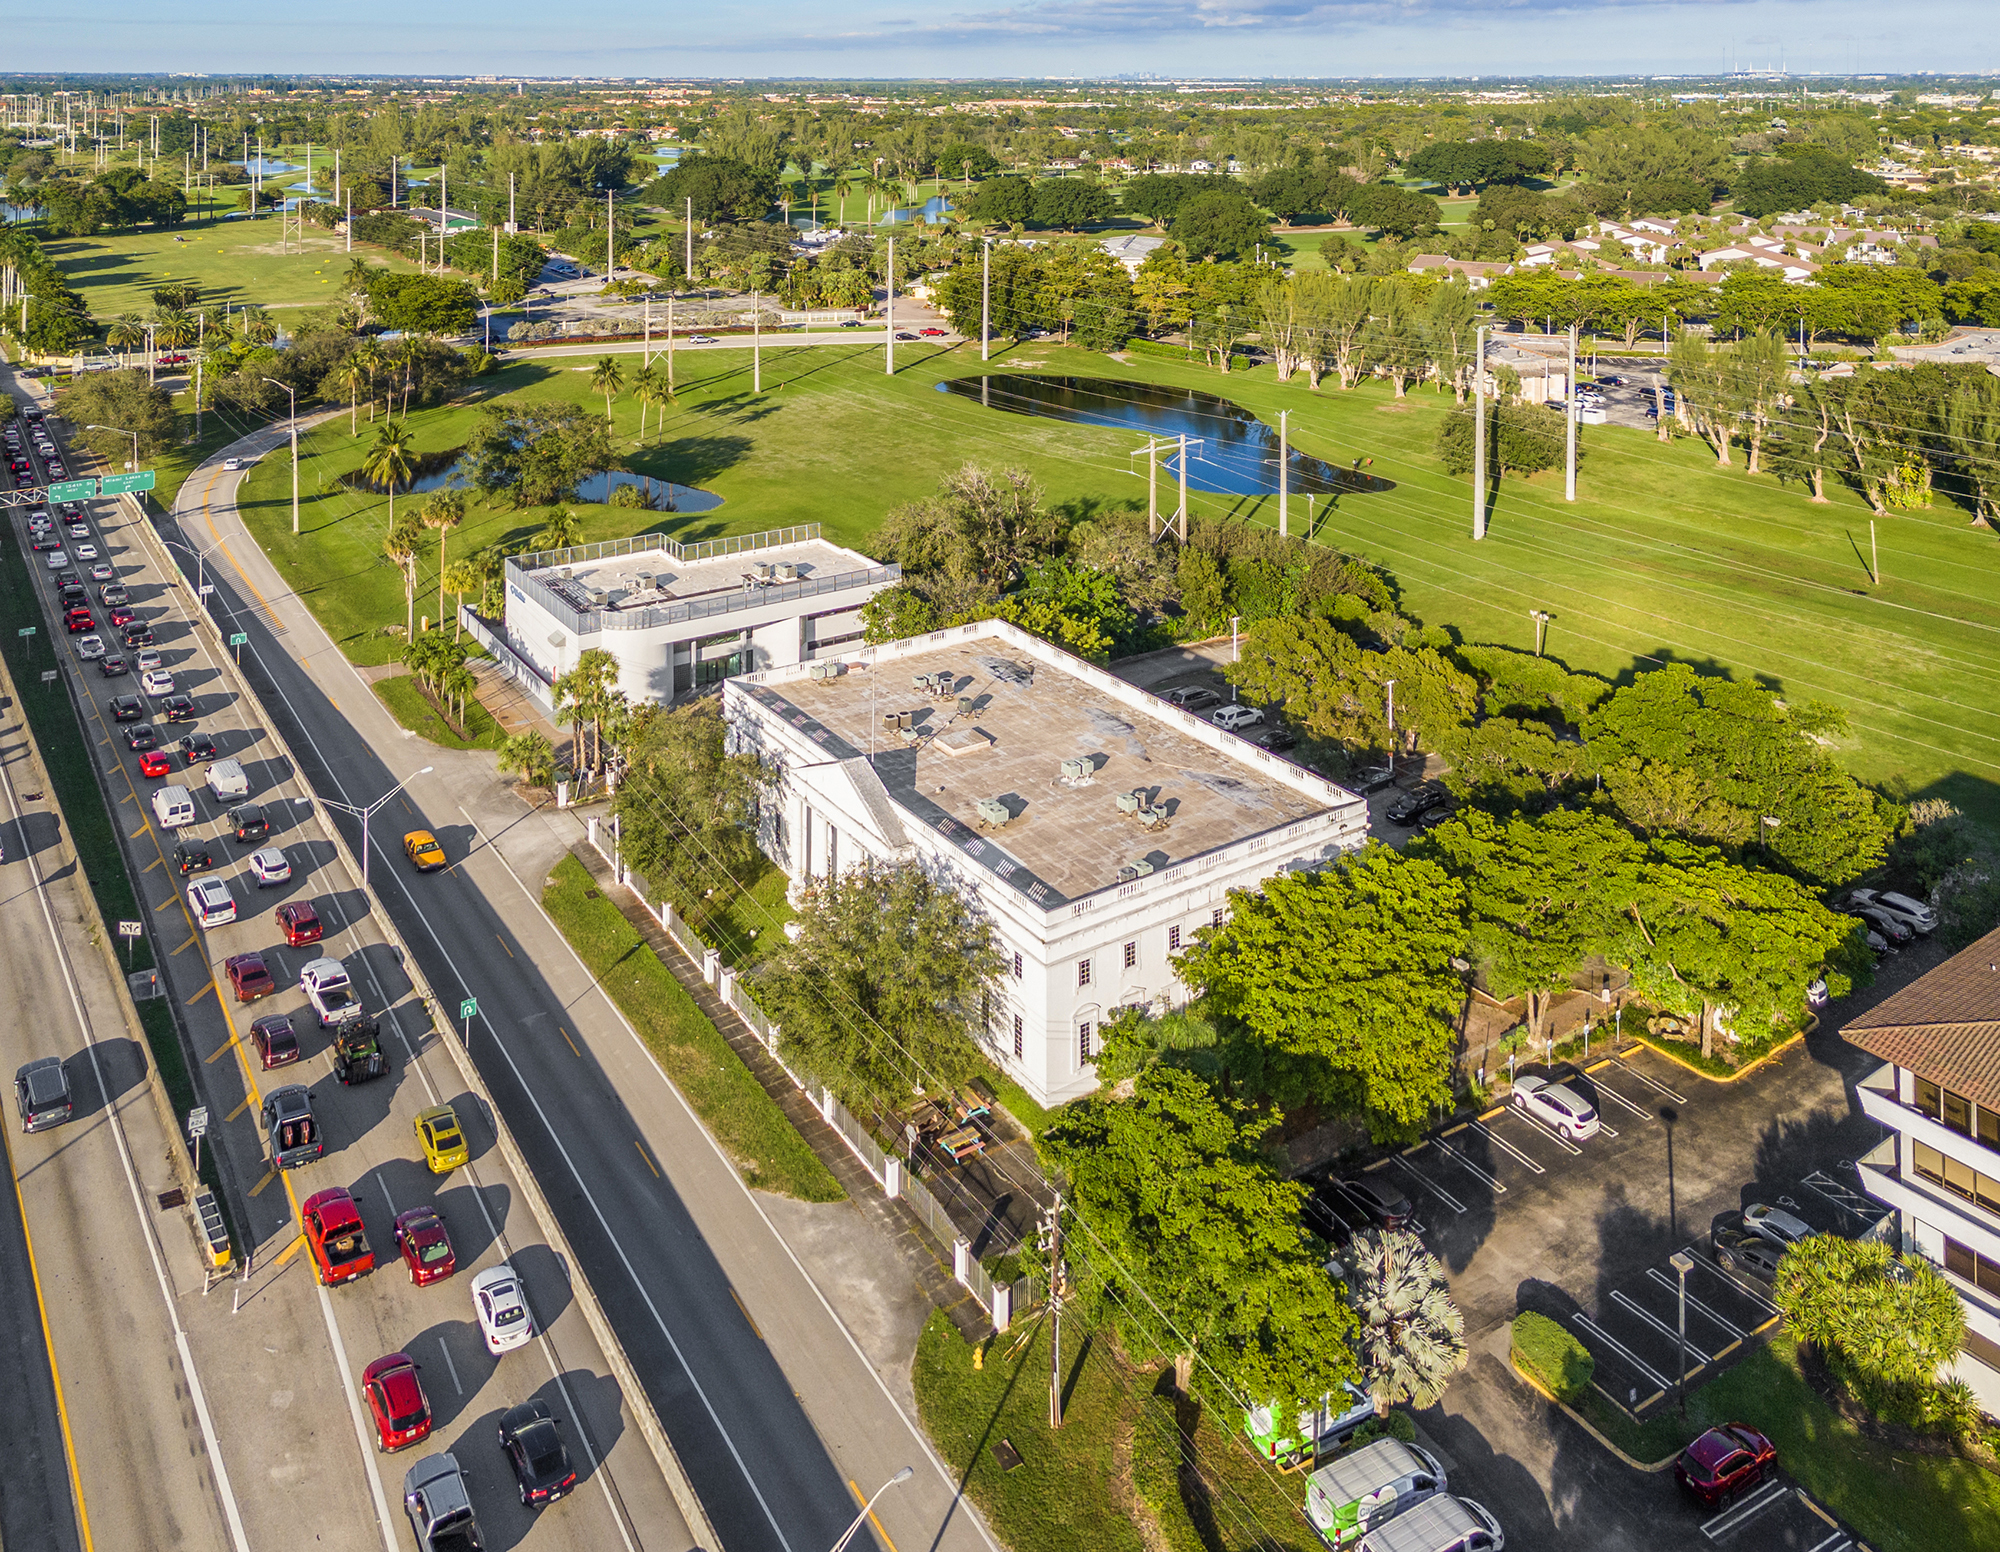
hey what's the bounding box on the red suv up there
[1674,1423,1776,1507]
[277,901,323,947]
[65,607,93,633]
[226,952,277,1003]
[362,1354,433,1452]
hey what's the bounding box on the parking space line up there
[1804,1530,1851,1552]
[1500,1103,1582,1156]
[247,1169,278,1199]
[1430,1135,1506,1193]
[1466,1119,1546,1174]
[1694,1256,1782,1315]
[1646,1267,1747,1339]
[1573,1313,1672,1390]
[1701,1480,1789,1540]
[1614,1059,1687,1105]
[1612,1289,1710,1362]
[1590,1081,1651,1120]
[1392,1156,1465,1215]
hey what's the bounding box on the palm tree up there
[351,337,386,422]
[153,310,198,351]
[392,334,421,417]
[1347,1229,1468,1412]
[532,508,583,552]
[107,313,147,368]
[344,256,375,299]
[833,176,851,225]
[590,355,624,425]
[238,306,278,345]
[498,729,558,789]
[360,419,419,555]
[441,554,485,637]
[631,363,660,441]
[382,513,424,641]
[420,488,465,631]
[441,663,479,730]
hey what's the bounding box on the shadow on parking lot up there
[1417,1367,1566,1548]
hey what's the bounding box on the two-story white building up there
[500,524,897,707]
[724,619,1370,1107]
[1849,926,2000,1414]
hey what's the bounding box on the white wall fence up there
[460,606,560,721]
[584,818,1031,1331]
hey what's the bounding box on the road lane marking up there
[143,855,163,872]
[155,894,177,911]
[561,1026,582,1058]
[274,1235,306,1267]
[496,933,514,958]
[1611,1288,1710,1362]
[1466,1119,1546,1174]
[1572,1312,1673,1391]
[248,1169,277,1198]
[171,934,199,955]
[374,1172,398,1215]
[205,1035,239,1063]
[635,1140,659,1177]
[227,1094,253,1122]
[437,1337,463,1396]
[186,982,214,1006]
[129,821,149,838]
[847,1478,901,1552]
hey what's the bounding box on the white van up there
[1306,1439,1448,1549]
[151,785,196,829]
[1211,704,1265,733]
[1354,1495,1503,1552]
[205,759,250,802]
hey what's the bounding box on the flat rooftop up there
[744,638,1337,903]
[532,537,874,614]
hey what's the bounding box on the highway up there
[2,375,696,1552]
[163,418,1002,1552]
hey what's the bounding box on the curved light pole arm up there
[829,1466,912,1552]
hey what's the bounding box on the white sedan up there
[141,669,175,697]
[44,549,68,569]
[186,877,237,928]
[688,334,720,344]
[247,847,291,887]
[75,634,105,660]
[73,542,99,561]
[471,1264,534,1355]
[1741,1203,1815,1248]
[1511,1074,1601,1141]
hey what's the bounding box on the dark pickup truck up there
[262,1084,323,1169]
[333,1017,391,1086]
[403,1453,484,1552]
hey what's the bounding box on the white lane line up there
[315,1283,401,1552]
[1645,1267,1747,1339]
[1466,1119,1547,1174]
[1611,1289,1710,1362]
[1613,1059,1687,1105]
[1572,1313,1674,1392]
[437,1336,463,1397]
[1590,1080,1651,1120]
[1391,1155,1466,1215]
[1430,1135,1507,1193]
[0,673,255,1552]
[1701,1479,1789,1540]
[373,1170,398,1216]
[1805,1526,1852,1552]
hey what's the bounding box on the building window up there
[1168,924,1181,952]
[1912,1076,2000,1156]
[1123,941,1137,970]
[1013,951,1023,980]
[1912,1141,2000,1214]
[1013,1014,1024,1059]
[1212,907,1224,928]
[1964,1326,2000,1373]
[1078,959,1091,988]
[1943,1236,2000,1299]
[1079,1022,1094,1064]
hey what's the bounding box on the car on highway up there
[141,668,174,697]
[226,952,277,1003]
[229,803,269,842]
[277,900,323,946]
[334,1018,390,1085]
[471,1263,534,1355]
[249,846,291,886]
[249,1012,300,1069]
[403,1453,483,1552]
[89,562,114,582]
[263,1084,322,1169]
[498,1398,576,1506]
[138,749,173,778]
[110,692,146,721]
[919,326,947,338]
[1510,1074,1601,1141]
[161,692,196,722]
[404,829,447,871]
[416,1104,469,1174]
[1385,787,1453,826]
[121,620,154,648]
[221,457,242,471]
[43,548,67,569]
[302,1186,373,1284]
[688,333,719,344]
[132,646,159,671]
[1160,685,1222,712]
[1673,1423,1776,1508]
[109,604,138,629]
[300,956,363,1025]
[392,1206,457,1286]
[186,876,237,927]
[172,840,216,876]
[73,542,98,562]
[125,721,160,750]
[179,730,217,762]
[14,1057,73,1133]
[100,584,129,607]
[29,532,61,553]
[363,1354,434,1453]
[76,633,104,659]
[1740,1202,1815,1249]
[1710,1226,1784,1284]
[64,607,93,633]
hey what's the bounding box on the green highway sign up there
[100,470,156,496]
[47,478,97,503]
[228,632,249,647]
[16,626,35,637]
[459,997,479,1021]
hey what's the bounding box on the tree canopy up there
[649,155,780,223]
[463,400,619,508]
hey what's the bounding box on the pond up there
[879,195,954,226]
[400,459,723,514]
[233,156,304,176]
[936,375,1397,500]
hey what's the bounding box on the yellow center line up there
[634,1139,659,1178]
[559,1027,581,1058]
[730,1286,763,1340]
[226,1094,253,1122]
[247,1169,278,1198]
[845,1479,899,1552]
[186,983,215,1007]
[495,934,514,959]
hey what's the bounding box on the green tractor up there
[333,1015,390,1085]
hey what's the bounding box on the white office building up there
[500,524,897,706]
[1850,926,2000,1415]
[724,619,1370,1107]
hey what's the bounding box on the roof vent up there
[913,672,934,690]
[774,561,799,582]
[1115,790,1142,815]
[635,570,655,590]
[1117,859,1156,884]
[752,561,773,581]
[957,695,976,717]
[976,799,1011,828]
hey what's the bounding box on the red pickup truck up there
[303,1188,375,1286]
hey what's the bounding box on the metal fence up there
[508,557,899,639]
[900,1171,962,1250]
[458,608,559,719]
[824,1094,888,1188]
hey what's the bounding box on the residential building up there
[724,619,1369,1106]
[499,524,897,707]
[1849,925,2000,1414]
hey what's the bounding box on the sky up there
[10,0,1996,82]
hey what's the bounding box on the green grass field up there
[231,336,2000,832]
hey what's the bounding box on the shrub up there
[1437,402,1583,476]
[1512,1311,1594,1402]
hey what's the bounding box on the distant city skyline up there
[7,1,1993,83]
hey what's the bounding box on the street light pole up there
[828,1467,912,1552]
[260,377,299,534]
[1385,678,1397,778]
[1669,1248,1695,1416]
[981,237,991,362]
[320,767,434,891]
[1277,408,1289,538]
[86,423,139,471]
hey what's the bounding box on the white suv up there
[1210,704,1265,733]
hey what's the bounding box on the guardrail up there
[126,492,722,1552]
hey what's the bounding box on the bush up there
[1512,1311,1595,1402]
[1347,1411,1419,1448]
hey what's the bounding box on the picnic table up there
[938,1124,986,1161]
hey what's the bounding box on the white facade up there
[502,524,896,707]
[725,619,1370,1107]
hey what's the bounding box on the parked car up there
[1510,1075,1601,1141]
[277,900,323,946]
[14,1057,73,1133]
[1852,905,1914,946]
[302,1186,373,1284]
[1243,1380,1376,1468]
[1161,685,1221,712]
[1353,1495,1503,1552]
[226,952,277,1003]
[497,1399,576,1506]
[249,1013,300,1069]
[1304,1174,1414,1240]
[393,1206,457,1286]
[186,876,236,928]
[1385,788,1452,826]
[1305,1438,1449,1550]
[1846,887,1938,936]
[471,1263,534,1355]
[1673,1423,1776,1508]
[1739,1202,1815,1248]
[1211,704,1265,732]
[1711,1226,1784,1284]
[416,1104,469,1174]
[363,1354,434,1453]
[263,1084,322,1169]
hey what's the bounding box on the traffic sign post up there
[99,470,157,496]
[46,478,97,503]
[228,630,248,664]
[460,996,478,1048]
[118,919,142,968]
[17,624,34,661]
[187,1106,209,1174]
[40,670,57,684]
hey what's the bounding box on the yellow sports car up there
[414,1105,469,1174]
[403,829,447,872]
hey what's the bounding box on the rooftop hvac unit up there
[957,695,975,716]
[558,567,573,579]
[1115,790,1142,816]
[913,672,933,690]
[1117,859,1156,884]
[1059,757,1091,783]
[1138,806,1168,830]
[976,799,1011,828]
[587,588,611,607]
[774,561,799,582]
[752,561,773,581]
[809,662,832,681]
[635,570,655,590]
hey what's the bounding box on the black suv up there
[173,841,216,877]
[179,730,218,762]
[229,803,269,842]
[109,694,145,722]
[1385,787,1453,826]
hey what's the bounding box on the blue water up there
[938,375,1395,500]
[878,195,953,226]
[402,459,722,513]
[233,156,303,175]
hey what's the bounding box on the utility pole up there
[1277,408,1289,538]
[1046,1193,1065,1430]
[752,292,761,393]
[884,234,897,375]
[344,188,352,253]
[643,293,651,367]
[667,295,675,393]
[1669,1249,1694,1416]
[1175,432,1190,544]
[1385,679,1397,777]
[1135,437,1164,539]
[981,237,991,362]
[1564,325,1578,502]
[1871,519,1879,585]
[1472,324,1488,541]
[1530,609,1551,656]
[685,197,693,285]
[606,189,614,283]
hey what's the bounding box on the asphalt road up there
[2,384,693,1552]
[166,428,1000,1552]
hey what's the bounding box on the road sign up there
[46,478,97,503]
[186,1106,209,1140]
[228,632,249,647]
[198,584,215,597]
[459,997,478,1021]
[16,626,35,637]
[40,670,56,683]
[118,921,143,938]
[99,470,156,495]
